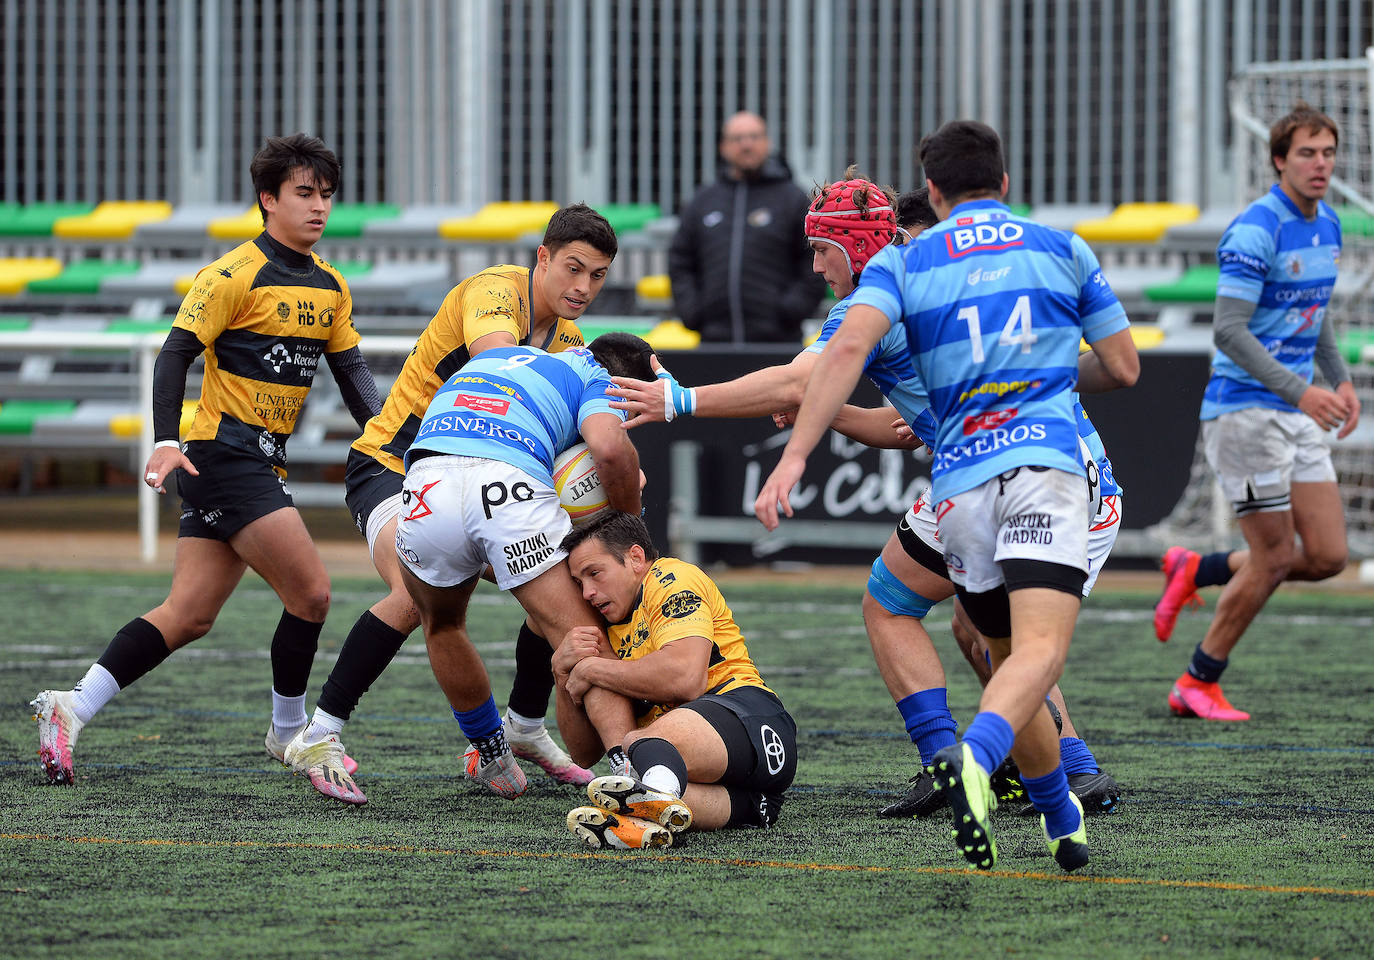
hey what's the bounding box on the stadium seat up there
[103,318,175,335]
[1026,204,1112,231]
[322,203,403,238]
[207,208,264,240]
[0,258,63,296]
[577,318,655,342]
[52,201,173,240]
[0,203,96,237]
[0,315,31,331]
[1074,203,1200,244]
[1144,264,1221,303]
[364,205,476,240]
[109,399,197,439]
[636,274,671,303]
[599,203,662,235]
[26,259,141,294]
[438,202,560,241]
[135,204,247,244]
[1161,207,1240,252]
[100,260,210,298]
[644,319,700,351]
[0,399,77,434]
[1335,205,1374,240]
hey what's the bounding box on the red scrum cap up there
[804,177,897,277]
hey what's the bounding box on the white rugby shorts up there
[1203,407,1336,516]
[394,455,572,590]
[934,467,1090,593]
[903,485,1120,597]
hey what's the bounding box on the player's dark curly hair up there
[587,332,654,381]
[251,133,341,224]
[560,510,659,563]
[918,121,1004,205]
[896,186,938,231]
[542,203,618,260]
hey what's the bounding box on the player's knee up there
[290,583,331,622]
[865,557,936,620]
[1307,549,1347,580]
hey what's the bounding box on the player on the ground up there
[339,335,653,801]
[755,121,1138,872]
[283,205,617,803]
[553,512,798,849]
[1151,103,1357,721]
[611,179,1122,821]
[31,134,381,786]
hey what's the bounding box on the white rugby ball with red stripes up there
[552,442,608,525]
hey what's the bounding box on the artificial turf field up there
[2,568,1372,959]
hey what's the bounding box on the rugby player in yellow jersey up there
[31,134,382,786]
[282,204,617,803]
[553,512,797,849]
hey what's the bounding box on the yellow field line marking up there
[4,832,1371,898]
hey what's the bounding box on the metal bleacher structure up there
[4,1,1374,560]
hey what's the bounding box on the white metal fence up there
[4,0,1372,211]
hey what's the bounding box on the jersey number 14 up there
[959,295,1037,362]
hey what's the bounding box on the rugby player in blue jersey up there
[287,335,654,801]
[757,122,1138,872]
[1153,103,1358,721]
[610,177,1122,821]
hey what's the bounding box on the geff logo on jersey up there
[967,265,1012,286]
[451,393,511,415]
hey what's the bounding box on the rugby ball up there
[552,442,609,525]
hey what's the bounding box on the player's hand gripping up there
[608,354,695,428]
[753,451,806,531]
[142,445,198,495]
[554,625,609,691]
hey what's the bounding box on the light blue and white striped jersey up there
[850,198,1129,500]
[805,294,939,447]
[1073,394,1120,498]
[1201,184,1342,419]
[405,345,620,483]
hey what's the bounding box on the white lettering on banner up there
[742,446,926,519]
[947,222,1025,257]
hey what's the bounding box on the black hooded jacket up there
[667,154,825,343]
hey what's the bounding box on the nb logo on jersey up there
[946,222,1024,258]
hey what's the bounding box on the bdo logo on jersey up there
[946,221,1024,258]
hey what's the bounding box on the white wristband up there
[154,439,181,450]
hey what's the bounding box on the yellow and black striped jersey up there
[606,557,772,726]
[350,264,585,475]
[173,233,359,470]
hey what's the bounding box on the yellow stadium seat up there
[438,202,559,241]
[1073,203,1200,244]
[109,400,198,439]
[208,207,264,240]
[52,201,173,240]
[0,257,63,295]
[174,274,196,296]
[636,274,672,302]
[1078,325,1165,352]
[644,319,700,351]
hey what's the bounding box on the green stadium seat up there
[322,203,402,238]
[0,258,63,295]
[1075,202,1200,244]
[53,201,173,240]
[576,318,655,342]
[599,203,662,235]
[0,399,78,434]
[100,259,207,298]
[0,203,96,237]
[0,315,31,331]
[439,202,560,241]
[1338,329,1374,365]
[331,260,375,277]
[1008,203,1032,217]
[1335,205,1374,239]
[104,318,174,335]
[1144,264,1220,303]
[26,259,141,294]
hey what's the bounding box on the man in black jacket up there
[668,111,825,343]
